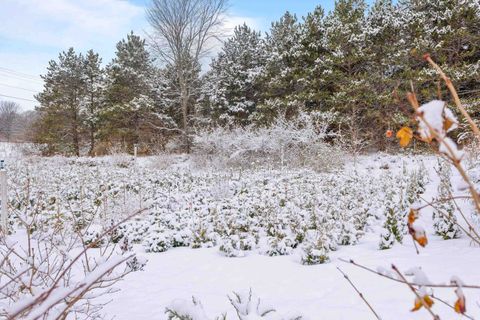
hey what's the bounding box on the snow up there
[3,152,480,319]
[102,236,480,320]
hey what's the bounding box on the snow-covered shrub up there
[228,290,275,319]
[379,189,405,250]
[166,296,225,320]
[84,224,106,247]
[5,154,425,265]
[0,192,134,319]
[219,234,256,257]
[126,255,148,272]
[262,235,296,256]
[433,160,461,239]
[143,231,173,253]
[300,230,331,265]
[193,111,344,171]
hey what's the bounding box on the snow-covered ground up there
[102,154,477,319]
[2,151,479,319]
[103,235,479,320]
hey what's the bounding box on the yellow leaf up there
[443,118,454,132]
[408,209,418,225]
[415,234,428,247]
[396,127,413,148]
[454,297,466,314]
[412,295,434,312]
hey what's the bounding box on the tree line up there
[31,0,480,155]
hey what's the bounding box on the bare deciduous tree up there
[147,0,228,152]
[0,101,20,142]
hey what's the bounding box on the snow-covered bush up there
[4,154,427,266]
[228,290,301,320]
[433,160,461,240]
[300,229,331,265]
[165,291,301,320]
[193,111,344,171]
[166,296,225,320]
[0,194,135,319]
[143,231,173,253]
[219,234,256,257]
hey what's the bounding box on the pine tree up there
[296,6,328,112]
[255,12,303,124]
[320,0,373,145]
[82,50,105,155]
[205,24,266,126]
[379,187,404,249]
[433,160,461,240]
[104,32,158,150]
[363,0,411,148]
[36,48,86,155]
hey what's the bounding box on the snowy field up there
[1,147,479,319]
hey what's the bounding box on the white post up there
[134,144,138,159]
[0,160,8,233]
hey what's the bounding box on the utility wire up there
[0,66,42,80]
[0,82,40,93]
[0,93,36,102]
[0,71,44,85]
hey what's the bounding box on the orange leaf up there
[454,296,466,314]
[443,118,454,132]
[408,209,418,225]
[415,234,428,247]
[396,127,413,148]
[411,295,434,312]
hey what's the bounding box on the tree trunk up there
[179,75,190,153]
[72,105,80,157]
[89,124,95,156]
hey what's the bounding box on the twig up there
[337,267,382,320]
[339,259,480,289]
[391,264,440,320]
[424,54,480,145]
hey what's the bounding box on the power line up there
[0,83,40,93]
[0,93,36,102]
[0,71,44,85]
[0,66,42,80]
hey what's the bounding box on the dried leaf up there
[408,209,418,225]
[454,297,466,314]
[443,118,455,132]
[454,287,466,314]
[396,127,413,147]
[412,295,434,312]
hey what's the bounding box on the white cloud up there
[0,0,263,108]
[0,0,148,110]
[222,15,264,36]
[0,0,146,50]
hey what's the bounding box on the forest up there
[2,0,475,156]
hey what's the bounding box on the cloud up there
[222,15,264,35]
[0,0,148,110]
[0,0,146,52]
[0,0,263,108]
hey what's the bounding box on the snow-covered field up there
[1,148,479,319]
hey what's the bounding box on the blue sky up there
[0,0,360,110]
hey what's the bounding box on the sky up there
[0,0,341,111]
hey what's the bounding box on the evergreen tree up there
[36,48,86,155]
[205,24,265,126]
[104,32,157,149]
[296,6,328,112]
[82,50,104,155]
[433,160,461,240]
[255,12,303,124]
[320,0,374,145]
